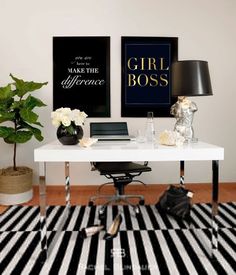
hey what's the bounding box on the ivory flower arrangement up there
[51,107,87,128]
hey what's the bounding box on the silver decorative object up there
[170,96,198,142]
[171,60,213,142]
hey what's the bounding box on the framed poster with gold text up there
[53,36,110,117]
[121,37,178,117]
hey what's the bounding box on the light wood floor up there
[1,182,235,214]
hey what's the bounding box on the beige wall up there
[0,0,235,185]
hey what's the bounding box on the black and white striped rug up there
[1,203,236,275]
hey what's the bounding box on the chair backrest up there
[90,122,129,137]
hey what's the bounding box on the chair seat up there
[89,122,152,215]
[94,162,151,175]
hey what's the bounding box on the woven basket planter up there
[0,166,33,205]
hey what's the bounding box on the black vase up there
[57,123,84,145]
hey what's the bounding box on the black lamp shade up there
[171,60,213,97]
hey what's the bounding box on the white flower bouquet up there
[51,107,87,128]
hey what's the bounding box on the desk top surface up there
[34,140,224,162]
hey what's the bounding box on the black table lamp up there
[170,60,213,142]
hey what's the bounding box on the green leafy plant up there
[0,74,48,171]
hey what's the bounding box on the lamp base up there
[170,96,198,142]
[185,137,198,143]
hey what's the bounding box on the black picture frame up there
[53,36,110,117]
[121,36,178,117]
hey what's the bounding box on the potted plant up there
[0,74,48,205]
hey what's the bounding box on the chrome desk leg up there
[65,162,71,208]
[180,160,185,186]
[39,162,47,262]
[212,160,219,258]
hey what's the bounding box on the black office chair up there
[88,122,152,217]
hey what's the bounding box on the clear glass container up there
[145,112,155,142]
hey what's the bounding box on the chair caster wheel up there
[88,201,94,206]
[139,199,145,205]
[98,208,106,220]
[134,206,141,215]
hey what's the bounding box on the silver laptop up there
[90,122,135,141]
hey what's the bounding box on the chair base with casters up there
[88,161,151,218]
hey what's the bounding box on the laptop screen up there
[90,122,134,140]
[90,122,128,136]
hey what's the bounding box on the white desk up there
[34,140,224,261]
